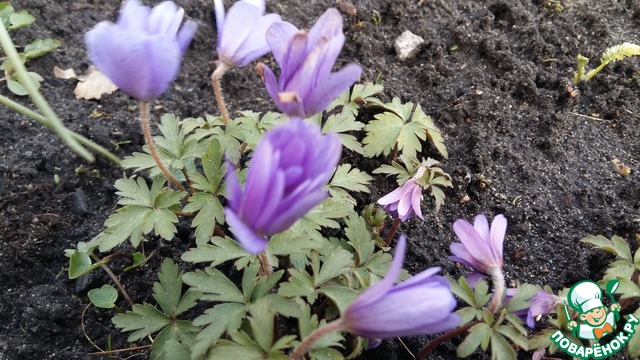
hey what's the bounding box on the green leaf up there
[0,3,15,28]
[328,164,372,207]
[68,251,101,279]
[207,339,265,360]
[151,320,200,360]
[490,332,516,360]
[504,283,540,313]
[278,269,318,303]
[124,252,147,272]
[322,112,365,153]
[268,231,323,256]
[7,71,42,96]
[344,214,374,265]
[190,303,245,359]
[183,193,224,246]
[182,268,244,303]
[582,234,632,261]
[153,259,187,316]
[449,276,477,308]
[473,278,491,309]
[87,285,118,309]
[456,307,479,326]
[182,236,248,267]
[316,246,354,285]
[457,322,491,358]
[287,197,351,238]
[24,38,61,59]
[112,303,171,342]
[317,286,358,315]
[327,82,383,114]
[495,325,528,350]
[8,10,34,30]
[362,108,404,157]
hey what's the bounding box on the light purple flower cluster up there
[257,9,362,118]
[84,0,197,101]
[343,235,459,338]
[213,0,280,67]
[224,118,341,254]
[449,214,506,275]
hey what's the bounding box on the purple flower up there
[256,8,362,118]
[224,118,341,254]
[449,214,506,275]
[85,0,197,101]
[525,290,558,328]
[343,235,459,338]
[377,179,423,222]
[214,0,281,67]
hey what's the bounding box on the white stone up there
[394,30,424,61]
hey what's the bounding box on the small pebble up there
[394,30,424,61]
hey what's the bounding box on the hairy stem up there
[258,250,272,277]
[488,266,506,313]
[0,21,94,161]
[416,320,479,359]
[291,318,345,360]
[211,62,230,125]
[139,101,185,191]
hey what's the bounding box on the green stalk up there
[0,93,121,165]
[0,20,94,161]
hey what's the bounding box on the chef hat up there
[568,280,604,313]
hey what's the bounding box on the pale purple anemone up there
[214,0,280,67]
[343,235,459,338]
[525,290,559,328]
[85,0,197,101]
[256,8,362,118]
[224,118,341,254]
[377,179,423,222]
[449,214,506,275]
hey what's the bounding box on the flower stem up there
[0,93,121,165]
[385,218,402,246]
[90,254,133,307]
[416,320,479,360]
[211,62,230,125]
[258,250,272,277]
[488,267,505,313]
[0,20,94,161]
[139,101,185,191]
[291,318,345,360]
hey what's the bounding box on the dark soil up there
[1,0,639,359]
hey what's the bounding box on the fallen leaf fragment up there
[53,65,118,100]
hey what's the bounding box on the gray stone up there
[394,30,424,61]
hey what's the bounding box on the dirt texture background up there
[0,0,639,359]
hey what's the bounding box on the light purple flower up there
[377,179,423,222]
[85,0,197,101]
[224,118,341,254]
[525,290,558,328]
[343,235,459,338]
[256,8,362,118]
[449,214,506,275]
[214,0,280,67]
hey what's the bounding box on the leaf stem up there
[291,318,345,360]
[415,320,479,359]
[0,93,121,164]
[139,101,185,191]
[385,218,402,245]
[211,62,230,125]
[90,254,133,307]
[0,20,94,161]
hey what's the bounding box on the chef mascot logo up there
[567,280,620,340]
[550,279,639,359]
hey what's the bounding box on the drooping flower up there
[213,0,281,67]
[256,8,362,118]
[377,178,424,222]
[525,290,559,328]
[449,214,506,275]
[224,118,341,254]
[343,235,459,338]
[84,0,197,101]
